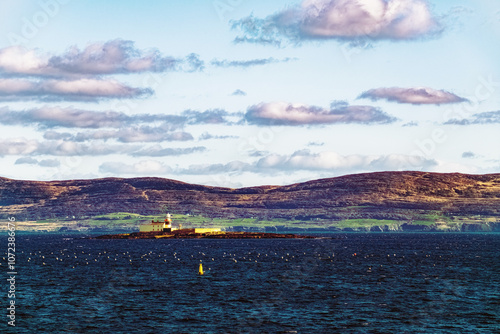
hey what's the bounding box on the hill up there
[1,171,500,226]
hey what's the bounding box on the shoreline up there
[94,230,317,239]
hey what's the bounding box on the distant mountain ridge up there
[1,171,500,221]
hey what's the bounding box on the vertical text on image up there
[7,217,17,327]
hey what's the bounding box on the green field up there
[22,211,497,232]
[67,212,450,230]
[82,214,416,229]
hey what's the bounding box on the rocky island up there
[94,229,315,239]
[95,213,316,239]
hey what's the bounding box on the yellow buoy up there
[199,262,204,275]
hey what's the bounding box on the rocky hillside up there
[1,171,500,221]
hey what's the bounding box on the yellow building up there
[194,228,222,234]
[140,221,165,232]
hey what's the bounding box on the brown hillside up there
[1,171,500,220]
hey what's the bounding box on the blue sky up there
[0,0,498,187]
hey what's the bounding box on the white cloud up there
[0,106,130,128]
[255,150,434,171]
[176,150,437,175]
[44,78,149,98]
[0,41,206,102]
[300,0,439,39]
[48,40,179,75]
[271,150,438,172]
[38,159,61,167]
[45,128,193,143]
[94,151,479,185]
[444,110,500,125]
[99,160,172,175]
[0,106,199,129]
[0,46,49,76]
[245,101,396,125]
[231,89,247,96]
[131,145,206,157]
[359,87,467,105]
[307,141,325,146]
[183,109,233,125]
[108,129,193,143]
[198,132,238,140]
[211,57,293,68]
[0,138,204,157]
[14,156,60,167]
[179,161,253,175]
[402,121,419,127]
[462,151,476,159]
[45,140,124,156]
[0,40,202,77]
[0,78,152,101]
[233,0,442,45]
[14,157,39,165]
[0,138,40,155]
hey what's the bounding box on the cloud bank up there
[0,107,234,129]
[0,106,178,128]
[245,101,396,125]
[211,57,293,68]
[182,109,232,125]
[231,89,247,96]
[99,160,172,175]
[0,78,152,101]
[15,157,60,167]
[444,110,500,125]
[253,150,437,171]
[0,40,205,102]
[462,151,476,159]
[198,132,239,140]
[0,138,123,156]
[44,128,193,143]
[359,87,467,105]
[232,0,442,46]
[131,146,206,157]
[0,40,203,77]
[124,150,437,176]
[0,138,205,157]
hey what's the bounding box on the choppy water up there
[2,233,499,333]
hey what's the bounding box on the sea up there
[2,232,499,333]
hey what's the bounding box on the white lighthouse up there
[139,213,174,232]
[164,213,172,231]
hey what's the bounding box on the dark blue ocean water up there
[2,233,499,333]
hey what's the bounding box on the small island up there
[95,213,315,239]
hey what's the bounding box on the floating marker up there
[199,262,204,275]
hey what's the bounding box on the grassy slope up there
[23,211,497,232]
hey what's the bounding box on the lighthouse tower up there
[164,213,172,231]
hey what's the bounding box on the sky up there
[0,0,498,187]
